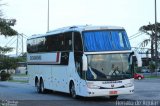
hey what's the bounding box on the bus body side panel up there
[28,64,52,89]
[28,65,35,86]
[39,65,52,89]
[50,65,68,92]
[51,52,77,93]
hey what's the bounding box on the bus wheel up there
[70,82,77,99]
[39,79,45,93]
[109,95,118,100]
[36,80,41,93]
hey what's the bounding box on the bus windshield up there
[82,30,131,52]
[86,53,132,81]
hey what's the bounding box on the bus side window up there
[61,52,69,65]
[46,34,61,52]
[63,32,72,51]
[27,40,32,53]
[60,32,72,65]
[74,32,84,79]
[58,34,65,51]
[27,39,38,53]
[74,32,83,51]
[37,37,46,52]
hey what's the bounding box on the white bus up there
[27,25,135,99]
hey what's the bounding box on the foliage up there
[0,55,26,74]
[0,1,18,59]
[139,23,160,32]
[0,1,21,81]
[149,62,156,73]
[139,23,160,48]
[135,67,141,73]
[0,1,18,37]
[0,71,11,81]
[0,46,13,54]
[0,57,19,71]
[18,53,27,62]
[139,23,160,62]
[0,18,18,36]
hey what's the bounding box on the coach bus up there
[27,25,135,99]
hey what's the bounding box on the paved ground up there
[119,78,160,100]
[0,78,160,106]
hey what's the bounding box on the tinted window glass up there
[46,32,72,52]
[46,34,61,52]
[64,32,72,51]
[27,32,73,53]
[27,38,38,53]
[27,39,32,53]
[37,37,46,52]
[74,32,83,51]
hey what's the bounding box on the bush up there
[0,71,11,81]
[135,67,142,73]
[149,62,156,73]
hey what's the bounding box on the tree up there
[0,18,18,36]
[0,1,18,56]
[0,46,13,54]
[0,57,19,71]
[139,23,160,60]
[149,61,156,74]
[0,57,19,81]
[0,1,20,80]
[0,1,18,36]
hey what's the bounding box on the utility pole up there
[151,31,154,60]
[47,0,50,32]
[21,34,24,55]
[154,0,158,72]
[16,34,18,56]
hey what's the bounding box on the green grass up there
[8,79,28,83]
[145,76,160,78]
[8,73,29,83]
[11,74,28,77]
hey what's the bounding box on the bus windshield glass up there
[86,53,132,81]
[82,30,131,52]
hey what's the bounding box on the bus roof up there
[28,25,124,39]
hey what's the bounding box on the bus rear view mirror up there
[132,56,137,64]
[130,55,137,65]
[129,52,134,65]
[82,54,88,71]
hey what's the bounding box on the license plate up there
[109,91,118,95]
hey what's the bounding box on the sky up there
[0,0,160,55]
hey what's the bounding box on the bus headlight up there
[124,83,133,88]
[87,82,100,89]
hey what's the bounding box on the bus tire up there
[35,77,38,87]
[36,80,41,93]
[70,82,77,99]
[39,79,46,93]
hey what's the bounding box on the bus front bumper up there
[80,86,134,97]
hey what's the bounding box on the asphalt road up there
[0,79,160,106]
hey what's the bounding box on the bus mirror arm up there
[132,56,137,65]
[82,54,88,71]
[129,52,134,65]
